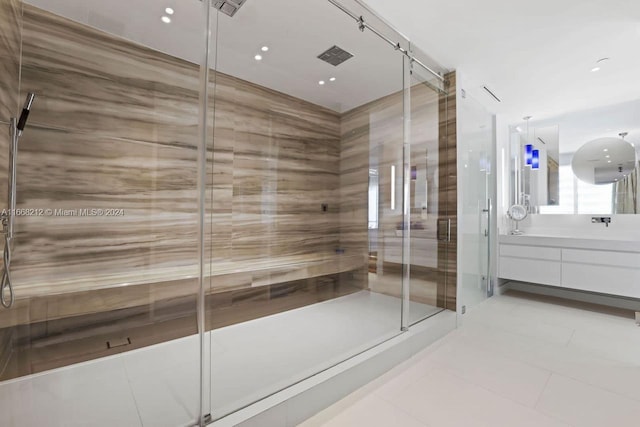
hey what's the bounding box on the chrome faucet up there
[592,217,611,227]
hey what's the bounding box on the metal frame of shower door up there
[196,0,214,425]
[327,0,446,94]
[400,52,412,331]
[326,0,450,332]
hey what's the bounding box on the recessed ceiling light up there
[603,148,609,152]
[161,16,171,23]
[165,7,174,15]
[329,77,336,82]
[261,46,269,52]
[606,155,611,158]
[254,54,263,61]
[515,126,523,133]
[591,67,601,72]
[319,80,325,85]
[608,160,612,163]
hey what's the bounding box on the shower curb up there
[210,309,456,427]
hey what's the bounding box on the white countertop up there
[499,233,640,253]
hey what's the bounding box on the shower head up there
[17,93,35,136]
[317,45,354,67]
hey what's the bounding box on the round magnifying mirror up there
[572,137,637,185]
[508,204,528,221]
[507,204,528,235]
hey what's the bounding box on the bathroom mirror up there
[508,99,640,215]
[509,123,560,208]
[571,137,637,185]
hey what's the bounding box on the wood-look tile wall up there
[0,0,21,209]
[0,3,455,346]
[11,5,341,297]
[0,3,458,380]
[15,5,201,293]
[437,72,458,310]
[339,80,448,308]
[208,73,341,265]
[340,91,403,260]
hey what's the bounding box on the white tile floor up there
[0,290,441,427]
[301,291,640,427]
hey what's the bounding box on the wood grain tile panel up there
[437,72,457,310]
[0,0,20,123]
[0,0,21,213]
[20,5,201,145]
[11,6,343,296]
[0,4,457,381]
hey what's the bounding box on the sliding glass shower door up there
[406,58,452,323]
[204,0,434,420]
[0,1,211,426]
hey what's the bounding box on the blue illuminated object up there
[525,144,533,165]
[532,149,540,169]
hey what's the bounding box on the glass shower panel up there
[406,63,448,324]
[0,1,210,426]
[459,89,495,311]
[207,0,406,419]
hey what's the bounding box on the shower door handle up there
[486,197,493,297]
[437,218,450,242]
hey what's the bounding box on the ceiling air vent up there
[213,0,247,17]
[317,45,354,67]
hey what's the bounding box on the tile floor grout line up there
[372,363,436,404]
[532,370,554,410]
[532,373,584,427]
[564,328,577,347]
[429,357,552,410]
[470,327,640,401]
[383,393,434,427]
[120,354,147,427]
[462,325,640,405]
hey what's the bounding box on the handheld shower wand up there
[17,93,35,137]
[1,92,35,308]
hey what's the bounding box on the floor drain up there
[106,337,131,349]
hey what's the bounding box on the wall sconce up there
[525,144,533,165]
[532,149,540,169]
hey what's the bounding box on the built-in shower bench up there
[0,253,367,380]
[1,252,367,328]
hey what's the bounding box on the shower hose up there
[0,234,14,308]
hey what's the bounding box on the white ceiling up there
[25,0,419,113]
[25,0,640,124]
[363,0,640,122]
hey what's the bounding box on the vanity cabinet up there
[499,244,561,286]
[498,236,640,299]
[562,249,640,298]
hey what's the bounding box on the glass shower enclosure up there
[0,0,452,425]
